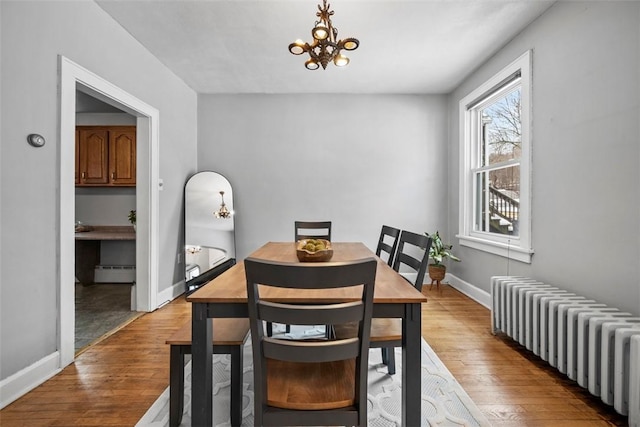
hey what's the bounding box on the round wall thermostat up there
[27,134,46,147]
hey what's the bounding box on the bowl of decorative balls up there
[296,239,333,262]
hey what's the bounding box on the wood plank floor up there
[0,285,629,426]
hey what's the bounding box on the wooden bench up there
[166,318,250,427]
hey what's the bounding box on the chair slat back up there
[294,220,332,241]
[259,300,364,326]
[375,225,401,266]
[392,231,432,290]
[263,337,360,362]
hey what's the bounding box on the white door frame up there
[58,56,160,367]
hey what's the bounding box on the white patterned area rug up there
[137,328,490,427]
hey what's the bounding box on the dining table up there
[186,241,428,426]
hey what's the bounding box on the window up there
[458,51,533,263]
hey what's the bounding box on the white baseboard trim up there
[444,273,491,309]
[400,272,490,309]
[0,352,61,409]
[156,280,186,308]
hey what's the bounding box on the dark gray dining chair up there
[318,225,400,343]
[267,220,333,337]
[392,230,432,292]
[375,225,401,266]
[294,220,332,241]
[336,230,432,375]
[245,257,377,427]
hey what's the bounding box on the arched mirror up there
[184,171,236,295]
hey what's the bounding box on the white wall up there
[447,1,640,315]
[0,0,197,384]
[75,188,136,226]
[198,94,449,260]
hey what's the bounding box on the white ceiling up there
[96,0,554,94]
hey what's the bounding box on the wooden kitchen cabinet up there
[76,126,136,187]
[77,127,109,185]
[109,128,136,186]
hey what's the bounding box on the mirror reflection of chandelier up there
[214,191,232,219]
[186,245,202,254]
[288,0,359,70]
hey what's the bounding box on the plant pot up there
[428,264,446,282]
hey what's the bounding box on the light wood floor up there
[0,285,628,426]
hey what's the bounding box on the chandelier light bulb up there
[342,38,359,51]
[305,58,320,70]
[334,53,349,67]
[312,25,329,41]
[289,40,305,55]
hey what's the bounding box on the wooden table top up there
[187,242,428,304]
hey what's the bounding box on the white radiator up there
[630,335,640,427]
[94,265,135,283]
[491,276,640,418]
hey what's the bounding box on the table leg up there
[192,303,212,426]
[169,345,184,427]
[75,240,100,285]
[403,302,422,427]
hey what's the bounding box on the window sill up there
[457,235,533,264]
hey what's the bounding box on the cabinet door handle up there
[111,172,116,181]
[81,172,85,180]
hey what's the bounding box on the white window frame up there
[458,50,533,263]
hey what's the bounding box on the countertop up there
[74,225,136,240]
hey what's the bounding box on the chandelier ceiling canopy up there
[288,0,359,70]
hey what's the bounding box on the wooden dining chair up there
[294,220,332,241]
[336,230,432,375]
[245,257,377,427]
[375,225,401,266]
[267,220,333,337]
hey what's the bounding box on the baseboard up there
[444,273,491,309]
[400,272,490,309]
[156,279,186,308]
[0,352,61,409]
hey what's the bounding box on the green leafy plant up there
[425,231,461,266]
[128,210,136,225]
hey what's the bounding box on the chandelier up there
[186,245,202,254]
[214,191,231,219]
[288,0,359,70]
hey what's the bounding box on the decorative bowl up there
[296,239,333,262]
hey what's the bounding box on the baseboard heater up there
[490,276,640,426]
[94,265,135,283]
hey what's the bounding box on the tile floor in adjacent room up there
[75,282,142,353]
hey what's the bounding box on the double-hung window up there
[458,51,533,263]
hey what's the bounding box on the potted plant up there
[425,231,461,284]
[128,210,136,231]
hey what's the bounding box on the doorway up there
[59,56,160,368]
[74,91,141,354]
